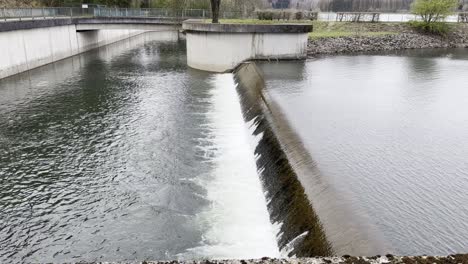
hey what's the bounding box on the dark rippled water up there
[0,33,278,262]
[258,49,468,256]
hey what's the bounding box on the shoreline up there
[307,23,468,56]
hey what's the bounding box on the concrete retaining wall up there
[0,19,179,79]
[0,25,149,79]
[183,20,312,72]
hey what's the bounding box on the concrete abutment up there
[0,18,179,79]
[182,20,312,72]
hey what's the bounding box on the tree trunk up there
[210,0,221,23]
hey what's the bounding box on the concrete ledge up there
[0,18,73,32]
[182,19,312,33]
[75,17,180,25]
[0,17,180,32]
[183,20,311,72]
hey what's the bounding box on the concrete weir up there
[234,62,392,256]
[182,20,312,72]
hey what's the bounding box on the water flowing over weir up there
[179,74,280,259]
[233,62,389,256]
[233,63,332,257]
[0,34,280,262]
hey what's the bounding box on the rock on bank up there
[140,255,468,264]
[308,30,468,56]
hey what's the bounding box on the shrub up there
[256,9,317,21]
[256,10,273,20]
[409,20,451,35]
[295,11,304,20]
[272,11,281,20]
[264,11,273,20]
[411,0,458,22]
[410,0,457,35]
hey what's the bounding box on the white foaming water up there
[280,231,309,257]
[182,74,280,259]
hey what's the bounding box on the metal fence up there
[318,12,460,23]
[0,7,464,23]
[0,7,244,21]
[93,8,243,19]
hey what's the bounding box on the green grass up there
[309,31,397,39]
[199,19,400,39]
[309,21,398,38]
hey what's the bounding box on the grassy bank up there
[200,19,406,39]
[309,21,405,39]
[197,19,468,42]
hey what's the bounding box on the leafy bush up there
[256,9,317,21]
[295,11,304,20]
[256,10,277,20]
[411,0,458,22]
[410,0,456,35]
[409,20,451,35]
[272,11,281,20]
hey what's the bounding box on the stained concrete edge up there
[182,19,313,34]
[0,17,180,32]
[0,18,73,32]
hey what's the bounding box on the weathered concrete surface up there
[182,19,312,33]
[75,17,180,31]
[0,18,73,32]
[0,21,179,79]
[0,25,142,79]
[75,23,177,31]
[183,20,311,72]
[0,17,180,32]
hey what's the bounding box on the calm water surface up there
[3,32,468,261]
[0,33,279,262]
[259,49,468,255]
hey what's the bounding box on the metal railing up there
[319,12,460,23]
[1,7,464,23]
[93,8,243,19]
[0,7,244,21]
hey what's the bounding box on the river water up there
[258,49,468,256]
[0,33,279,262]
[2,32,468,262]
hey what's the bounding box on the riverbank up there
[308,22,468,55]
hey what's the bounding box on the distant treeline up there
[279,0,468,12]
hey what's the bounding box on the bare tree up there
[210,0,221,23]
